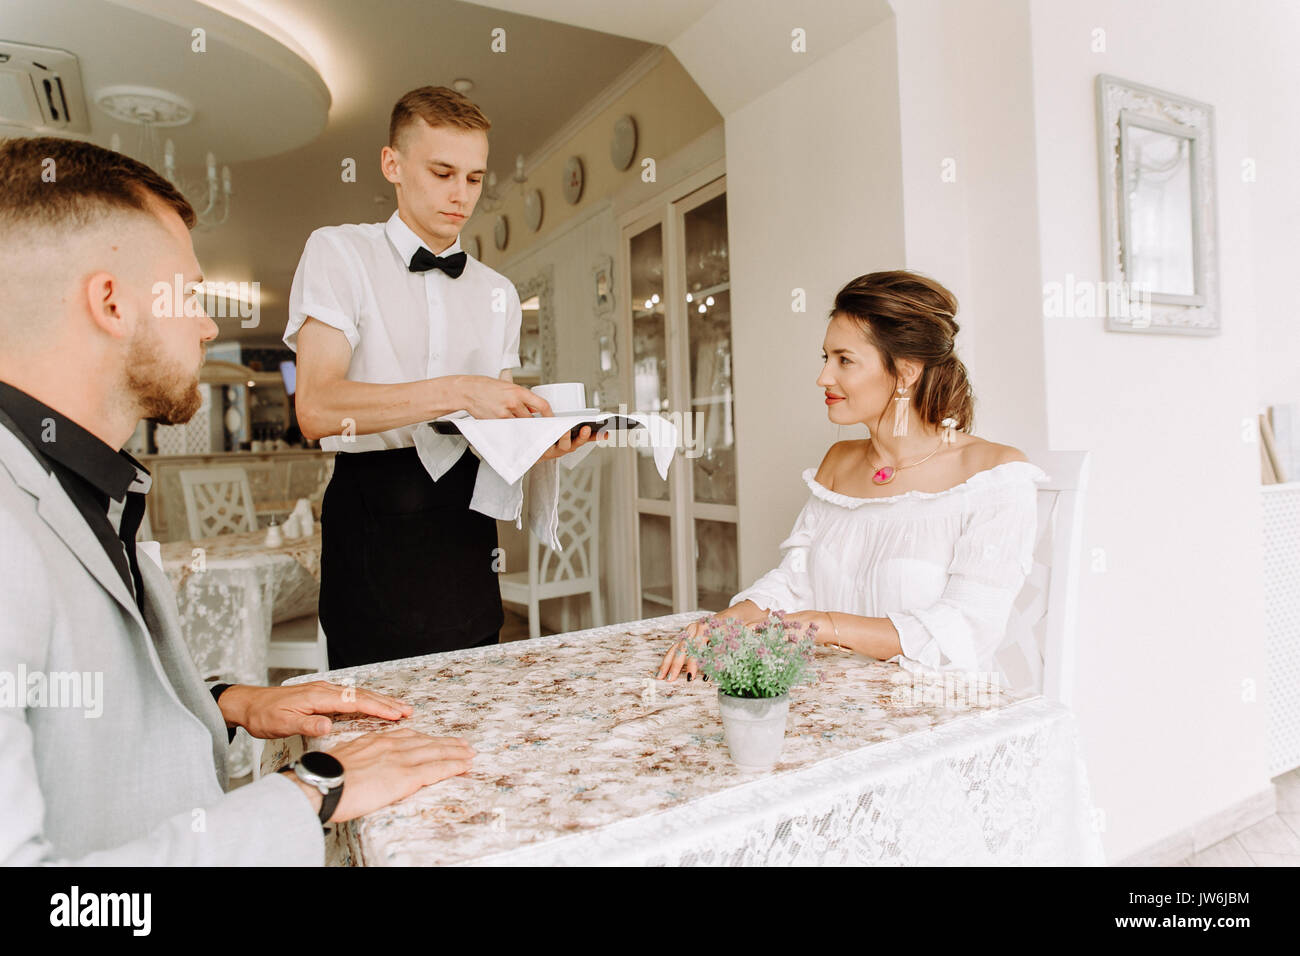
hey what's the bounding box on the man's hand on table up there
[286,729,476,824]
[216,681,412,738]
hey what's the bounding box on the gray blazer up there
[0,412,323,865]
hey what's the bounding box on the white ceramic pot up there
[717,691,789,770]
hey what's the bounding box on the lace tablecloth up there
[162,530,322,777]
[263,612,1104,866]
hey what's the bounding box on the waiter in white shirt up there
[285,86,593,668]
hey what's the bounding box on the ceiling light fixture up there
[97,85,232,229]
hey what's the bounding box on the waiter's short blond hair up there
[389,86,491,149]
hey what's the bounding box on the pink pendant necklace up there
[867,438,945,485]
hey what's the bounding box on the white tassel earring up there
[892,385,909,437]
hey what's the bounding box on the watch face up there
[300,750,343,780]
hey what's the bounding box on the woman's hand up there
[783,610,851,650]
[656,602,765,682]
[657,617,711,682]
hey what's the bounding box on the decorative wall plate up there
[493,215,509,251]
[610,115,637,171]
[562,155,584,205]
[465,234,481,259]
[524,189,544,231]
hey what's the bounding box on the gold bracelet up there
[826,612,851,652]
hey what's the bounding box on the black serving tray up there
[430,414,643,440]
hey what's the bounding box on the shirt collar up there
[385,210,463,270]
[0,380,149,501]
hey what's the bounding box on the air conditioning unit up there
[0,40,89,134]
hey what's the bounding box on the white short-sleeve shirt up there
[284,210,522,452]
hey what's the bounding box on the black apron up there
[318,445,503,669]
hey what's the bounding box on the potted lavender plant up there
[685,610,819,770]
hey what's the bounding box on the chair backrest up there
[996,450,1090,705]
[179,466,258,539]
[288,455,334,503]
[530,459,602,586]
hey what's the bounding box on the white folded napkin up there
[411,412,678,552]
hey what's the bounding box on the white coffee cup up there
[530,382,587,413]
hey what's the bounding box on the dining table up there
[160,528,322,777]
[260,611,1105,866]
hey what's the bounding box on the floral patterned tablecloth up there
[162,530,321,777]
[264,611,1104,866]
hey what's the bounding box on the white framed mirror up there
[1096,74,1220,335]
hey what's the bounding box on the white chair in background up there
[996,450,1091,705]
[499,460,605,638]
[251,619,330,780]
[179,466,257,539]
[268,616,328,674]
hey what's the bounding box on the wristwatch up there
[282,751,344,825]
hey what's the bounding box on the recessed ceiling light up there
[452,78,474,93]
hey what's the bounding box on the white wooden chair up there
[179,466,258,539]
[250,619,330,780]
[268,616,328,673]
[499,460,605,638]
[996,450,1090,705]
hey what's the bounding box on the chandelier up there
[96,85,232,229]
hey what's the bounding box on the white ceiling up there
[0,0,653,344]
[1,0,331,161]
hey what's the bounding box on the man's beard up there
[126,332,203,425]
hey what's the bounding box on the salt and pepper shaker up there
[290,498,314,536]
[264,520,283,547]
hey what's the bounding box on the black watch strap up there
[280,764,344,826]
[318,778,343,825]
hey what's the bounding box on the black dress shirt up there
[0,381,147,611]
[0,382,236,742]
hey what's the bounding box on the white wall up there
[1246,3,1300,407]
[1025,0,1281,860]
[718,18,908,588]
[893,0,1050,452]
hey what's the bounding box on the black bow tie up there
[408,247,467,278]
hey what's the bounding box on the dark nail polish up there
[687,673,693,681]
[703,675,710,682]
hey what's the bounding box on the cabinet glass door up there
[630,223,669,503]
[679,184,738,611]
[622,175,736,617]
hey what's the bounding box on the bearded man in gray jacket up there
[0,136,475,866]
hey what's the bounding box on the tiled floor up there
[1176,768,1300,866]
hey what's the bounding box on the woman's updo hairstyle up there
[829,270,975,436]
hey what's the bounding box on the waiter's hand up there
[457,374,552,419]
[540,424,598,460]
[217,682,414,739]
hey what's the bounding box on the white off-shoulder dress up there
[730,460,1050,676]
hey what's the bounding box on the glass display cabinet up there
[620,176,738,617]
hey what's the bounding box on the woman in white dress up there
[658,270,1048,681]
